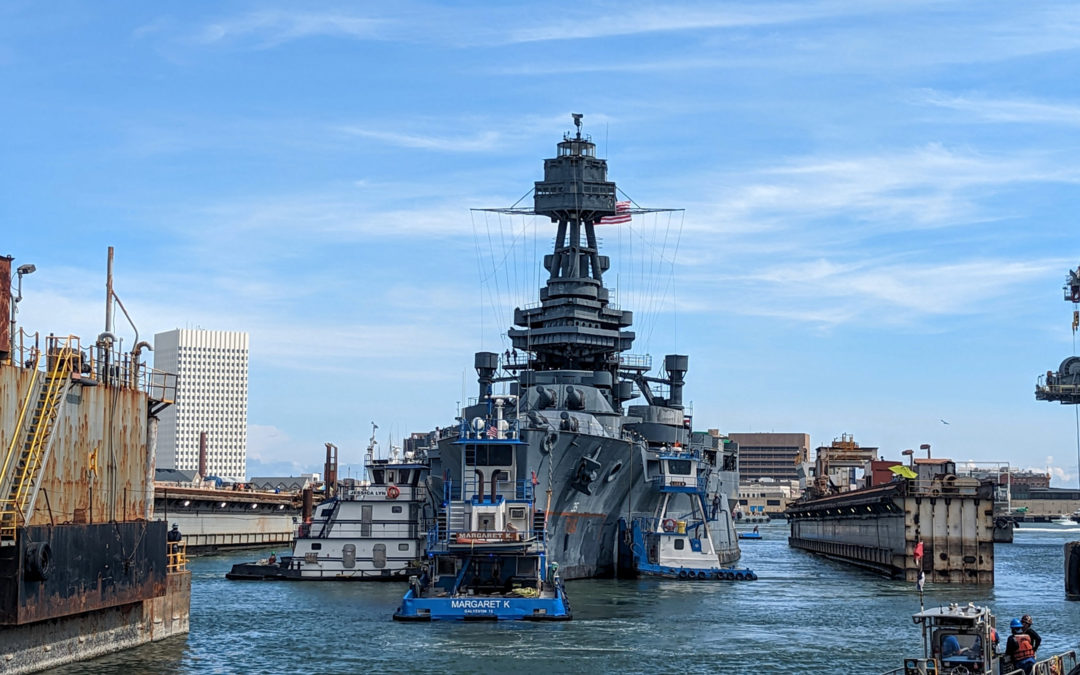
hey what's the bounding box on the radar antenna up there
[572,113,583,139]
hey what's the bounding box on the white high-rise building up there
[153,329,249,479]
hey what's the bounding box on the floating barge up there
[0,251,190,674]
[787,442,995,584]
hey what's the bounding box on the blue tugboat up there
[618,447,757,581]
[394,397,571,621]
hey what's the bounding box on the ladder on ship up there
[436,502,467,539]
[0,337,78,545]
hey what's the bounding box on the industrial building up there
[154,329,249,480]
[729,432,810,481]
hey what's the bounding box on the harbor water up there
[50,521,1080,674]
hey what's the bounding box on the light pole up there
[10,263,36,361]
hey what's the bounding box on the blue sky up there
[4,2,1080,484]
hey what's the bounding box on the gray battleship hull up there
[435,424,740,580]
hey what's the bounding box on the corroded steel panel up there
[2,363,152,527]
[0,522,167,625]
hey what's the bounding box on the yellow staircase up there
[0,337,78,545]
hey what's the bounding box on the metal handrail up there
[0,351,43,510]
[167,540,188,573]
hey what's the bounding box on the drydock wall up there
[156,487,298,552]
[788,480,994,584]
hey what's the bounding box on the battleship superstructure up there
[428,116,741,579]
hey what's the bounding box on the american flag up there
[486,425,498,439]
[598,201,632,225]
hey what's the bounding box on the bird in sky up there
[940,419,950,425]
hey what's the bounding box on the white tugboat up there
[227,425,433,580]
[618,447,757,581]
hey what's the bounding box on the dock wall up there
[158,509,294,552]
[788,480,994,584]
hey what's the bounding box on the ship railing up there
[501,351,533,370]
[1027,649,1076,675]
[167,540,187,573]
[619,354,653,370]
[904,478,982,497]
[633,515,705,534]
[7,330,177,402]
[458,478,534,502]
[891,650,1080,675]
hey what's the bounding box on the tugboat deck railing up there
[444,478,535,503]
[880,649,1076,675]
[650,475,708,493]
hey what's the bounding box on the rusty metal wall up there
[907,494,994,585]
[0,521,167,625]
[0,257,10,357]
[1,362,152,527]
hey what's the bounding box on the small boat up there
[880,602,1078,675]
[737,528,762,540]
[617,447,757,581]
[393,403,571,621]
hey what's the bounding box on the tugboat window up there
[398,543,409,551]
[674,539,685,550]
[372,469,384,484]
[311,543,322,550]
[465,445,513,466]
[668,460,692,475]
[373,543,386,568]
[392,505,403,513]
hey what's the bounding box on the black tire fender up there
[24,541,52,581]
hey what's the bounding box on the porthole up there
[604,461,624,483]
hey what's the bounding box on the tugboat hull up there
[393,587,572,621]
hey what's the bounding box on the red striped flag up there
[598,201,631,225]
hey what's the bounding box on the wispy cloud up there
[338,126,503,152]
[715,258,1058,324]
[917,90,1080,126]
[692,144,1080,241]
[194,10,386,48]
[500,3,853,44]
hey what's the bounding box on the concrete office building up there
[729,432,811,482]
[154,329,249,479]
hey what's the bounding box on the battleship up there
[427,115,741,579]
